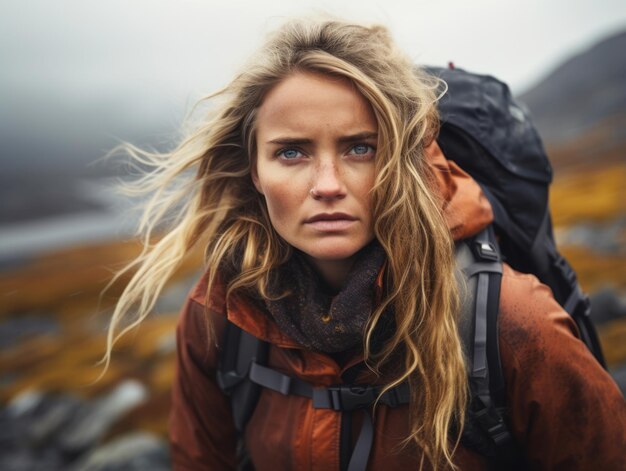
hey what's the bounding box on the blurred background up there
[1,1,625,469]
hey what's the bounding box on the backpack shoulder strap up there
[456,226,526,468]
[217,320,269,432]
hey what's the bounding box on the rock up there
[5,389,45,418]
[59,380,148,455]
[0,384,155,470]
[1,390,49,446]
[0,390,71,471]
[70,432,170,471]
[590,287,626,325]
[28,395,85,446]
[0,447,66,471]
[2,390,84,445]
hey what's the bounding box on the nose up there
[309,160,346,201]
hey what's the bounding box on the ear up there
[251,162,264,195]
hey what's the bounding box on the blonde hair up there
[106,17,466,470]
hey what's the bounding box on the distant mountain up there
[517,30,626,172]
[519,29,626,143]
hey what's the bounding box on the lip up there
[304,213,357,231]
[304,212,357,223]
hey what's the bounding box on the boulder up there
[70,432,170,471]
[59,380,148,455]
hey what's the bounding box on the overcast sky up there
[2,0,625,93]
[1,0,625,174]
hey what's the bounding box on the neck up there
[306,256,358,292]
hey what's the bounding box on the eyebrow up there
[267,131,378,146]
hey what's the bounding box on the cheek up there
[352,170,376,213]
[262,180,302,229]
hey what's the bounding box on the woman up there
[106,18,626,470]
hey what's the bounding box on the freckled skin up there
[252,72,378,282]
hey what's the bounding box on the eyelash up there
[275,144,376,161]
[276,148,304,160]
[347,144,376,157]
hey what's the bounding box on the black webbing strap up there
[564,283,607,368]
[472,270,492,379]
[340,363,366,471]
[465,228,523,466]
[340,411,352,471]
[347,410,373,471]
[463,262,503,279]
[217,326,269,432]
[248,361,409,470]
[249,362,410,410]
[463,229,502,383]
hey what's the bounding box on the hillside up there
[518,29,626,173]
[518,30,626,144]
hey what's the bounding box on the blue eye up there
[278,148,303,160]
[348,144,375,157]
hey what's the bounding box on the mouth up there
[304,213,357,231]
[305,213,356,223]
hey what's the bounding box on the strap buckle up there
[486,420,512,446]
[474,240,499,261]
[313,385,377,411]
[216,370,245,392]
[471,397,512,447]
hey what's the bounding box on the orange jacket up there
[169,142,626,470]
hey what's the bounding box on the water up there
[0,178,139,269]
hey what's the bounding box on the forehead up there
[255,71,377,138]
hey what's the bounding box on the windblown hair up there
[106,17,466,470]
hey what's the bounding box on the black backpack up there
[215,66,606,471]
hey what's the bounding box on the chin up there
[300,239,370,262]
